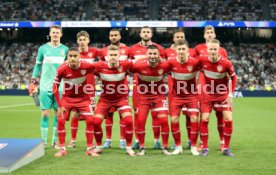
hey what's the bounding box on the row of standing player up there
[67,26,229,153]
[29,25,235,157]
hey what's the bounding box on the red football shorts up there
[200,97,232,113]
[61,98,92,121]
[169,96,199,117]
[136,95,168,117]
[95,98,132,117]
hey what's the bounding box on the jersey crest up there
[81,69,87,75]
[61,50,65,56]
[117,66,123,72]
[158,69,163,75]
[217,65,223,72]
[187,66,193,72]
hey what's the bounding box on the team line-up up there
[29,25,236,157]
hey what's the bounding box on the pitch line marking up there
[0,103,33,109]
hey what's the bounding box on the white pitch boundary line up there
[0,103,33,109]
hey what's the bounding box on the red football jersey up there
[129,42,165,60]
[129,42,165,101]
[93,60,132,102]
[194,43,228,57]
[53,61,94,106]
[79,47,99,63]
[99,43,129,61]
[168,56,201,97]
[199,56,236,101]
[79,47,99,98]
[129,58,169,96]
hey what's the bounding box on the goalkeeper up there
[29,25,68,148]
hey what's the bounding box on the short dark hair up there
[110,28,121,33]
[108,45,120,51]
[175,39,189,48]
[141,26,153,32]
[147,45,159,50]
[174,29,184,34]
[68,47,79,52]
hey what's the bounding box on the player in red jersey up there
[165,30,196,149]
[99,29,130,149]
[67,31,99,148]
[198,39,237,157]
[129,45,171,156]
[53,48,99,157]
[93,45,135,156]
[100,28,129,61]
[129,26,164,150]
[194,25,228,57]
[194,25,228,151]
[164,30,196,59]
[167,40,200,156]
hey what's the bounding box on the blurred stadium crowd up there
[1,0,275,21]
[0,0,275,90]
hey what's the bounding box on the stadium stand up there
[270,0,276,20]
[0,42,38,89]
[91,0,150,20]
[227,43,276,90]
[0,0,86,21]
[158,0,264,21]
[0,0,274,21]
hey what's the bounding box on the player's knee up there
[157,113,168,119]
[85,116,93,125]
[190,115,198,122]
[93,117,103,127]
[171,116,179,123]
[123,116,133,126]
[201,113,210,121]
[42,110,50,117]
[71,111,78,118]
[121,111,132,118]
[223,116,232,122]
[222,111,232,121]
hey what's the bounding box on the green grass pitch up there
[0,96,276,175]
